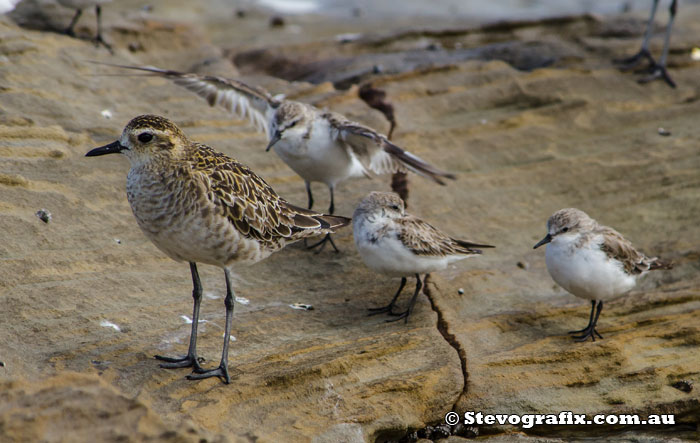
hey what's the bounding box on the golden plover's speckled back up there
[86,114,350,383]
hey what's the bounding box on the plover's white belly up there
[126,171,269,268]
[545,241,636,301]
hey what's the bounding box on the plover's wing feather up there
[397,215,494,257]
[324,112,456,185]
[597,226,671,274]
[189,143,348,244]
[97,63,278,134]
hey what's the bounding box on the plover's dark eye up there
[288,120,298,128]
[390,204,400,210]
[562,227,569,233]
[138,132,153,143]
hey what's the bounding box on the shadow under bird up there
[95,63,456,252]
[353,192,494,323]
[86,114,350,383]
[614,0,677,87]
[534,208,672,342]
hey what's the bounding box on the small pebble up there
[517,261,529,270]
[235,296,250,305]
[0,361,5,367]
[672,380,693,393]
[35,209,51,223]
[457,288,464,295]
[114,238,121,244]
[101,109,112,119]
[222,333,236,342]
[128,42,145,52]
[658,127,671,136]
[270,16,285,27]
[235,9,246,18]
[433,424,451,438]
[290,303,314,311]
[691,47,700,61]
[462,426,479,438]
[417,425,434,439]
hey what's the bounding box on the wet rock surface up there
[1,1,699,441]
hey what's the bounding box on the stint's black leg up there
[368,277,406,316]
[615,0,659,68]
[93,5,113,53]
[638,0,677,87]
[305,233,339,253]
[155,262,204,372]
[387,274,423,324]
[305,186,339,253]
[64,8,83,37]
[571,300,604,342]
[305,181,314,210]
[188,268,234,383]
[568,300,596,334]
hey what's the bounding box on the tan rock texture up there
[0,1,699,442]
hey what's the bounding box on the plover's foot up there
[187,363,230,384]
[638,64,676,88]
[614,48,654,71]
[155,354,204,371]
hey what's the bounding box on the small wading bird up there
[615,0,678,87]
[86,115,350,383]
[353,192,494,323]
[57,0,112,51]
[534,208,671,342]
[94,63,456,252]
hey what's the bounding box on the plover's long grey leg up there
[615,0,659,69]
[187,268,234,384]
[155,262,204,372]
[571,301,604,342]
[638,0,677,87]
[368,277,407,316]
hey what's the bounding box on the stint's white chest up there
[272,117,365,186]
[544,235,637,301]
[353,216,453,277]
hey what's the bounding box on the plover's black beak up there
[266,131,281,152]
[86,140,125,157]
[533,233,552,249]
